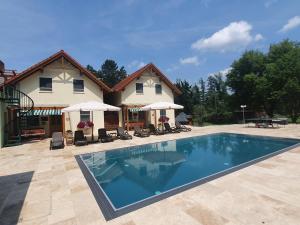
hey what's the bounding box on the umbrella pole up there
[91,111,94,142]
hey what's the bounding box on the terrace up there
[0,124,300,225]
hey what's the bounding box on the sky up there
[0,0,299,83]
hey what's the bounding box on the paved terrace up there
[0,124,300,225]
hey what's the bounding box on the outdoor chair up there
[133,126,150,137]
[98,128,114,143]
[175,121,192,132]
[164,123,180,133]
[74,130,88,146]
[117,127,133,140]
[148,124,165,135]
[50,132,64,150]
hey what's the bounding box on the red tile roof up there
[3,50,111,92]
[113,63,181,95]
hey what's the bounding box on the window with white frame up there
[80,111,90,121]
[73,79,84,92]
[155,84,162,94]
[39,77,52,91]
[160,109,166,117]
[136,83,143,94]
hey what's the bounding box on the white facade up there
[114,70,176,126]
[17,58,105,137]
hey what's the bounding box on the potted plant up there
[77,121,94,135]
[158,116,169,130]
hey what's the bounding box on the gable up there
[4,50,111,92]
[112,63,181,95]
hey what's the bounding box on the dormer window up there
[155,84,162,94]
[136,83,143,94]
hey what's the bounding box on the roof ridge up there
[4,50,111,92]
[112,63,181,95]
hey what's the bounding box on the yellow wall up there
[17,58,104,138]
[117,71,176,126]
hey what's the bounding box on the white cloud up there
[279,16,300,33]
[208,67,232,77]
[127,60,146,70]
[166,65,179,72]
[219,67,232,76]
[191,21,263,52]
[179,56,201,66]
[254,34,263,41]
[264,0,278,8]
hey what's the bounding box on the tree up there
[86,59,127,87]
[174,79,193,114]
[227,50,266,112]
[86,65,97,75]
[266,40,300,122]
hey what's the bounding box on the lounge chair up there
[98,128,114,143]
[50,132,64,150]
[164,123,180,133]
[133,126,150,137]
[175,121,192,132]
[74,130,88,146]
[117,127,133,140]
[148,124,165,135]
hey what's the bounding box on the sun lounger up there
[74,130,88,146]
[50,132,64,150]
[175,121,192,132]
[98,128,114,143]
[117,127,133,140]
[148,124,165,135]
[133,126,150,137]
[164,123,180,133]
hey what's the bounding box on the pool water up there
[78,133,299,211]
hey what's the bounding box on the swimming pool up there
[75,133,300,220]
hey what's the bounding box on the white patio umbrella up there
[141,102,184,129]
[62,101,121,141]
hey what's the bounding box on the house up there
[0,50,110,146]
[0,51,181,147]
[111,63,181,130]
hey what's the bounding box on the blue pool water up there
[79,133,299,210]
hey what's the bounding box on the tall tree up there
[86,60,127,87]
[174,79,193,114]
[266,40,300,122]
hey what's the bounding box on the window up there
[155,84,162,94]
[27,116,39,127]
[39,77,52,91]
[128,111,145,122]
[80,111,90,121]
[160,109,166,117]
[73,79,84,92]
[136,83,143,94]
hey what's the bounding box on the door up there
[49,115,62,137]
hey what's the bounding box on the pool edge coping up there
[75,132,300,220]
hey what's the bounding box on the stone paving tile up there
[0,124,300,225]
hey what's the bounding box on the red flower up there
[86,121,94,127]
[77,121,94,129]
[77,121,86,129]
[159,116,169,123]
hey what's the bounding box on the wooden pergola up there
[121,104,148,131]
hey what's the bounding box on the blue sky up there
[0,0,299,83]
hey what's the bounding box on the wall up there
[119,71,176,125]
[121,71,174,105]
[17,58,104,137]
[0,101,4,148]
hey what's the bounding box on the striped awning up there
[129,107,142,112]
[28,109,62,116]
